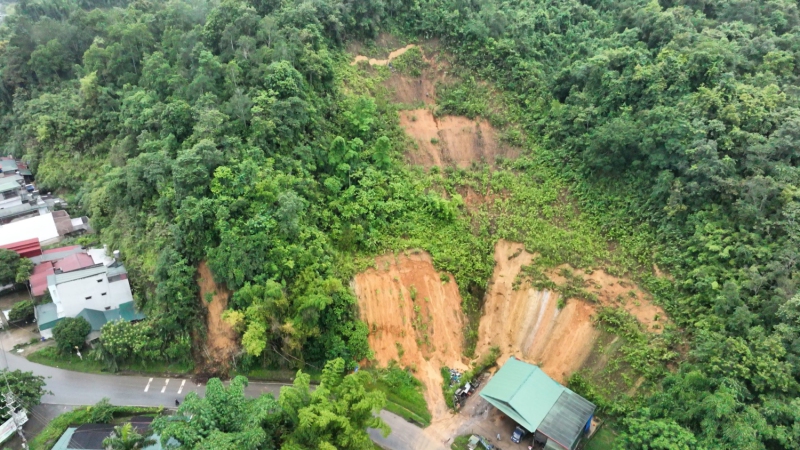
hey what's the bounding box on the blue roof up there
[50,427,76,450]
[35,303,61,330]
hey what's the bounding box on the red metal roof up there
[30,262,54,296]
[0,238,42,258]
[42,245,81,255]
[54,253,94,273]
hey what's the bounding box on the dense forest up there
[2,0,800,449]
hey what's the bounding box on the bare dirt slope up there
[197,261,238,375]
[476,240,667,383]
[354,251,468,420]
[400,109,516,169]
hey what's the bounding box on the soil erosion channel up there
[354,251,468,420]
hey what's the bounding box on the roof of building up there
[30,262,55,296]
[18,169,32,176]
[47,265,106,286]
[480,358,595,450]
[0,202,37,221]
[35,303,60,330]
[0,238,42,258]
[0,212,59,246]
[43,245,81,255]
[0,160,18,172]
[51,417,165,450]
[78,302,143,332]
[107,264,128,278]
[54,253,95,273]
[0,178,21,193]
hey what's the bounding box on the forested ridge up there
[1,0,800,449]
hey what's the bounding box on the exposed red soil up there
[196,261,238,375]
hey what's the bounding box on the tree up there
[53,317,91,354]
[616,408,702,450]
[8,300,34,323]
[0,370,48,420]
[279,358,389,450]
[15,258,32,285]
[0,249,22,285]
[103,423,156,450]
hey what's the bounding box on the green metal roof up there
[50,427,76,450]
[0,160,18,172]
[0,179,21,192]
[0,202,36,219]
[35,303,61,330]
[107,264,128,278]
[18,169,32,176]
[77,302,144,332]
[480,358,565,433]
[480,358,595,450]
[120,301,145,321]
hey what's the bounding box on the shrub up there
[9,300,35,323]
[53,317,91,354]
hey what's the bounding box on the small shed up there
[479,357,595,450]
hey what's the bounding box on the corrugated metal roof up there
[107,265,128,278]
[77,309,109,331]
[35,303,60,330]
[0,179,21,192]
[49,265,106,285]
[538,390,595,449]
[0,238,42,257]
[0,160,18,172]
[30,263,55,296]
[50,427,76,450]
[0,202,36,220]
[54,253,95,273]
[480,358,565,433]
[119,301,145,322]
[480,358,595,450]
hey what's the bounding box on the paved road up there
[0,351,442,450]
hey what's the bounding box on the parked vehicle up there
[511,425,528,443]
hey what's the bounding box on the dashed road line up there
[178,379,186,394]
[161,379,170,393]
[144,378,153,392]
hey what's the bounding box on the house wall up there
[52,275,132,318]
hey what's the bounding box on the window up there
[104,306,111,311]
[101,292,107,296]
[85,296,92,300]
[97,279,103,283]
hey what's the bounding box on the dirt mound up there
[354,251,468,420]
[400,109,516,169]
[196,261,238,375]
[351,44,417,66]
[476,240,667,383]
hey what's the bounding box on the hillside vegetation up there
[1,0,799,449]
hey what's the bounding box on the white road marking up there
[144,378,153,392]
[161,379,170,393]
[178,379,186,394]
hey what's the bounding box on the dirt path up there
[197,261,238,375]
[354,251,468,421]
[476,240,667,383]
[351,44,417,66]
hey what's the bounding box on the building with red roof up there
[0,238,42,258]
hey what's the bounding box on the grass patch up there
[366,363,431,427]
[451,435,471,450]
[234,367,322,384]
[30,403,161,450]
[584,426,618,450]
[28,346,193,375]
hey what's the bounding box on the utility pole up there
[3,391,28,449]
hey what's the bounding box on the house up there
[51,416,175,450]
[0,211,90,246]
[479,357,596,450]
[34,247,144,339]
[0,238,43,258]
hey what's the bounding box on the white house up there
[34,249,142,339]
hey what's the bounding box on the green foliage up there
[615,409,702,450]
[15,258,33,284]
[391,46,427,77]
[9,300,34,323]
[367,362,431,426]
[443,346,500,410]
[53,317,91,354]
[0,249,22,285]
[103,423,157,450]
[0,370,48,421]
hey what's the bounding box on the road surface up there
[1,351,447,450]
